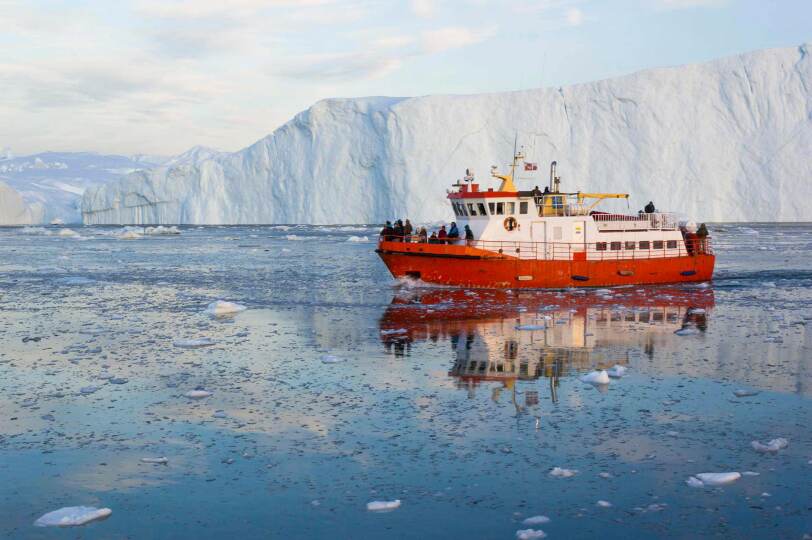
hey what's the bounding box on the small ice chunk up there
[380,328,407,335]
[515,324,546,331]
[205,300,247,316]
[108,377,128,385]
[366,499,401,512]
[598,472,612,479]
[695,472,741,486]
[606,365,627,378]
[145,225,180,235]
[184,390,212,399]
[118,230,142,240]
[79,386,99,395]
[549,467,577,478]
[34,506,111,527]
[57,228,80,238]
[751,438,788,453]
[596,500,612,508]
[321,354,344,364]
[140,457,168,464]
[347,235,369,242]
[580,370,610,385]
[173,338,216,348]
[212,410,228,418]
[742,471,760,476]
[733,389,759,397]
[674,327,699,336]
[522,516,550,525]
[516,529,546,539]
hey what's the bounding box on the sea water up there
[0,223,810,538]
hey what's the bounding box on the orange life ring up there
[504,216,517,231]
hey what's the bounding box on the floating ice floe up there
[56,276,96,285]
[742,471,760,476]
[117,229,142,240]
[596,500,612,508]
[347,236,369,242]
[516,529,546,539]
[140,457,168,464]
[321,354,345,364]
[687,472,741,487]
[212,410,228,418]
[751,438,788,453]
[674,327,700,336]
[549,467,578,478]
[57,228,80,237]
[108,377,128,385]
[733,389,759,397]
[607,365,627,378]
[173,338,216,348]
[580,370,610,385]
[145,225,180,235]
[184,390,212,399]
[515,324,546,331]
[79,386,99,395]
[205,300,247,316]
[366,500,401,512]
[522,516,550,525]
[380,328,407,335]
[34,506,112,527]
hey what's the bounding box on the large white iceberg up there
[81,44,811,225]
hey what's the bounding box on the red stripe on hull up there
[377,243,715,289]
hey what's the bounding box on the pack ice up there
[80,44,811,225]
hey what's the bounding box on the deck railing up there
[591,212,678,230]
[379,235,712,261]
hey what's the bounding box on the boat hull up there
[377,241,715,288]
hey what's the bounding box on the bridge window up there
[458,203,468,216]
[666,240,678,249]
[477,203,487,216]
[496,202,504,215]
[653,240,664,249]
[488,202,495,214]
[639,240,650,249]
[625,241,635,250]
[596,242,607,251]
[507,202,515,215]
[519,201,528,214]
[467,203,477,216]
[610,241,621,250]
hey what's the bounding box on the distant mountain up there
[81,44,811,225]
[0,151,171,224]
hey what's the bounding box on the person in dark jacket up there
[644,201,656,214]
[418,227,428,243]
[428,232,440,244]
[404,219,414,241]
[380,221,393,241]
[464,224,474,245]
[447,222,460,243]
[696,223,709,254]
[393,219,404,241]
[437,225,448,244]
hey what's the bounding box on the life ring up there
[503,216,517,231]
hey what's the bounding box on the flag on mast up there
[524,162,538,171]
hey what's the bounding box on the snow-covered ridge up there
[80,44,812,223]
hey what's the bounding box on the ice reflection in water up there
[0,224,810,539]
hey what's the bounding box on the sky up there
[1,0,810,156]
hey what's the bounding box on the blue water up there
[0,223,810,539]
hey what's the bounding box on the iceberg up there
[81,45,812,225]
[34,506,112,527]
[580,370,610,385]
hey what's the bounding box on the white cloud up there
[277,52,403,81]
[566,7,583,26]
[421,26,495,54]
[411,0,436,18]
[656,0,728,8]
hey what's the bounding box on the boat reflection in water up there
[379,286,713,405]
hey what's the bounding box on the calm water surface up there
[0,223,810,539]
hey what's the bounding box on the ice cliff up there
[71,44,811,224]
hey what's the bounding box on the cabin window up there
[496,202,504,215]
[553,226,563,240]
[596,242,607,251]
[653,240,664,249]
[488,202,495,214]
[467,203,477,216]
[477,203,487,216]
[451,203,459,216]
[506,202,515,215]
[639,240,650,249]
[625,241,635,250]
[666,240,678,249]
[552,196,564,209]
[610,241,621,251]
[519,201,528,214]
[458,203,468,216]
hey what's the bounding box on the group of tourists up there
[380,219,475,245]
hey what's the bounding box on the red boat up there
[377,152,715,288]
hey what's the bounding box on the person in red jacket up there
[437,225,448,244]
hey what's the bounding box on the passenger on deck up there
[393,219,404,241]
[404,219,414,241]
[418,227,428,243]
[447,222,460,243]
[464,224,474,246]
[696,223,709,254]
[532,186,541,197]
[380,221,394,241]
[644,201,656,214]
[543,186,550,194]
[428,232,440,244]
[438,225,448,244]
